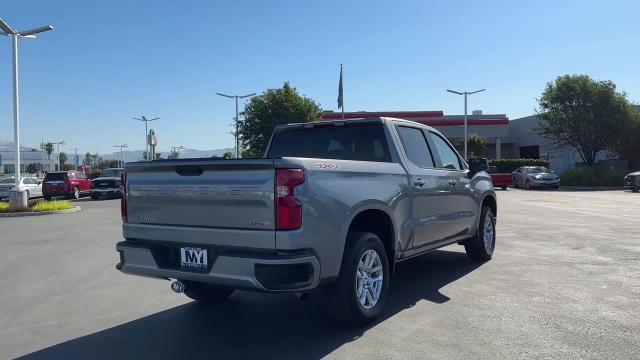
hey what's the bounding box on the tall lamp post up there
[52,141,65,171]
[0,18,53,208]
[446,88,485,161]
[113,144,128,167]
[216,92,256,158]
[133,116,159,161]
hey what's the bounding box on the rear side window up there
[267,124,391,162]
[396,126,434,168]
[45,173,67,181]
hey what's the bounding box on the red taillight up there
[120,172,128,223]
[275,168,304,230]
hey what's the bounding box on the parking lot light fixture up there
[216,92,256,158]
[114,144,128,167]
[52,141,65,171]
[0,18,53,206]
[446,88,485,161]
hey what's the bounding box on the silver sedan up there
[512,166,560,189]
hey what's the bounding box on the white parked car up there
[0,176,43,199]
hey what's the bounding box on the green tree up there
[44,142,54,160]
[84,152,92,166]
[222,151,234,159]
[238,82,322,157]
[451,134,487,158]
[58,152,68,166]
[535,75,634,165]
[610,107,640,169]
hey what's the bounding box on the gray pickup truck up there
[116,117,497,325]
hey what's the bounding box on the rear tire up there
[464,206,496,262]
[513,178,519,188]
[500,185,507,190]
[90,193,98,200]
[632,188,639,193]
[525,180,531,190]
[330,231,390,326]
[181,280,234,302]
[43,195,52,201]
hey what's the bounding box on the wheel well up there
[482,194,497,217]
[347,209,395,270]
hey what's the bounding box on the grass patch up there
[0,201,9,212]
[31,200,74,212]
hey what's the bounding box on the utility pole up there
[216,92,256,158]
[446,88,486,161]
[133,116,159,160]
[0,18,53,208]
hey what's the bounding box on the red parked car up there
[487,166,511,190]
[42,171,91,200]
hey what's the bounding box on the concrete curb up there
[0,206,81,218]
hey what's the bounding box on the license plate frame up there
[180,246,209,269]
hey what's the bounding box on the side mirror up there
[468,158,489,174]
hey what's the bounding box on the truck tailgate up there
[125,159,276,231]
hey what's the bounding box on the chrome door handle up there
[414,178,425,187]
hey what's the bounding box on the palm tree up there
[44,142,54,160]
[59,152,68,166]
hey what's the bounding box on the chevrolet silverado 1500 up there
[116,117,497,325]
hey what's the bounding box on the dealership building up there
[0,141,56,175]
[322,110,587,173]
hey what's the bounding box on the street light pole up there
[113,144,128,167]
[446,88,485,161]
[0,19,54,207]
[133,116,159,161]
[52,141,65,171]
[216,92,256,158]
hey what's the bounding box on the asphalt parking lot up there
[1,190,639,359]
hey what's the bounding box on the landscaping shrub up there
[0,202,9,212]
[560,166,626,187]
[488,159,549,173]
[31,200,74,212]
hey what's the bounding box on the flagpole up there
[340,64,344,119]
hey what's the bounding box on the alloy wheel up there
[355,249,384,310]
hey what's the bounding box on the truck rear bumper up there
[116,240,320,292]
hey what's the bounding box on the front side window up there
[396,126,434,168]
[428,132,462,170]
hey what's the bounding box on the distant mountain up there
[100,148,236,162]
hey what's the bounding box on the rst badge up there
[312,162,338,169]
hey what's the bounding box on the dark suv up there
[90,168,124,199]
[42,171,92,200]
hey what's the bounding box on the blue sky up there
[1,0,639,155]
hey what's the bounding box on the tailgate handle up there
[174,165,204,176]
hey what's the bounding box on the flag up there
[337,64,343,111]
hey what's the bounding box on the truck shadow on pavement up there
[19,249,483,360]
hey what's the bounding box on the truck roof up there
[274,117,438,133]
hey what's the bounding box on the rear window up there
[267,124,392,162]
[487,166,499,174]
[45,173,68,181]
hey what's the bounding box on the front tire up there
[500,185,507,190]
[525,180,531,190]
[181,280,235,302]
[464,206,496,261]
[632,188,639,193]
[331,231,390,326]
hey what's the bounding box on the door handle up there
[413,178,425,187]
[449,179,457,186]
